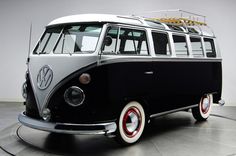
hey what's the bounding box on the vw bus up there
[19,12,224,145]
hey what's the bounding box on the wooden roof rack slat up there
[135,9,207,26]
[148,17,207,26]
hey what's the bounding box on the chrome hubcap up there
[123,107,141,137]
[201,96,210,114]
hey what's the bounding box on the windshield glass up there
[33,24,103,54]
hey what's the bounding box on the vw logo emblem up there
[37,65,53,90]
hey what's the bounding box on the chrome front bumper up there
[18,112,117,135]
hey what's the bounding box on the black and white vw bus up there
[19,13,224,145]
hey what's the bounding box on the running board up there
[150,104,198,118]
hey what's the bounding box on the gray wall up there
[0,0,235,105]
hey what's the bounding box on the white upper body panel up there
[48,14,144,27]
[47,14,214,37]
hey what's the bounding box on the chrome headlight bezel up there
[64,86,85,107]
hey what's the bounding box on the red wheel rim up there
[122,107,142,138]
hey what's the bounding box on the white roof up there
[48,14,144,26]
[48,14,214,37]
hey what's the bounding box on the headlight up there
[21,82,27,99]
[64,86,85,107]
[79,73,91,84]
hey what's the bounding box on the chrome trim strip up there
[99,56,222,66]
[144,71,154,75]
[152,57,222,62]
[150,104,198,118]
[18,112,117,135]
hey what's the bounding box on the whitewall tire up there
[115,101,145,145]
[192,94,213,121]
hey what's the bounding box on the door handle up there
[144,71,154,75]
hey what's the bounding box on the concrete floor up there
[0,102,236,156]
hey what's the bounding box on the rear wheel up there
[115,101,145,145]
[192,94,213,121]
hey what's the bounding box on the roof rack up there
[134,9,214,36]
[136,9,207,26]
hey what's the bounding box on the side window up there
[204,38,216,57]
[103,27,119,54]
[190,37,204,57]
[120,28,148,55]
[34,27,61,54]
[102,27,148,55]
[173,35,188,56]
[152,32,170,55]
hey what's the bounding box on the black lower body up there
[25,60,222,124]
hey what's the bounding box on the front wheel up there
[115,101,145,145]
[192,94,213,121]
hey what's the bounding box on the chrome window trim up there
[98,56,222,66]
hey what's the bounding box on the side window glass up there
[190,37,204,57]
[173,35,188,56]
[102,27,119,54]
[34,27,61,54]
[152,32,170,55]
[54,25,102,54]
[204,38,216,57]
[102,27,148,55]
[120,28,148,55]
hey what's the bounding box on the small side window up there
[152,32,170,55]
[204,38,216,57]
[173,35,188,56]
[119,28,148,55]
[102,27,149,55]
[190,37,204,57]
[102,27,120,54]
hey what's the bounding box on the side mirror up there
[104,36,112,46]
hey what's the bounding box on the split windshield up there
[33,24,103,54]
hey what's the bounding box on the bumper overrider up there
[18,112,117,135]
